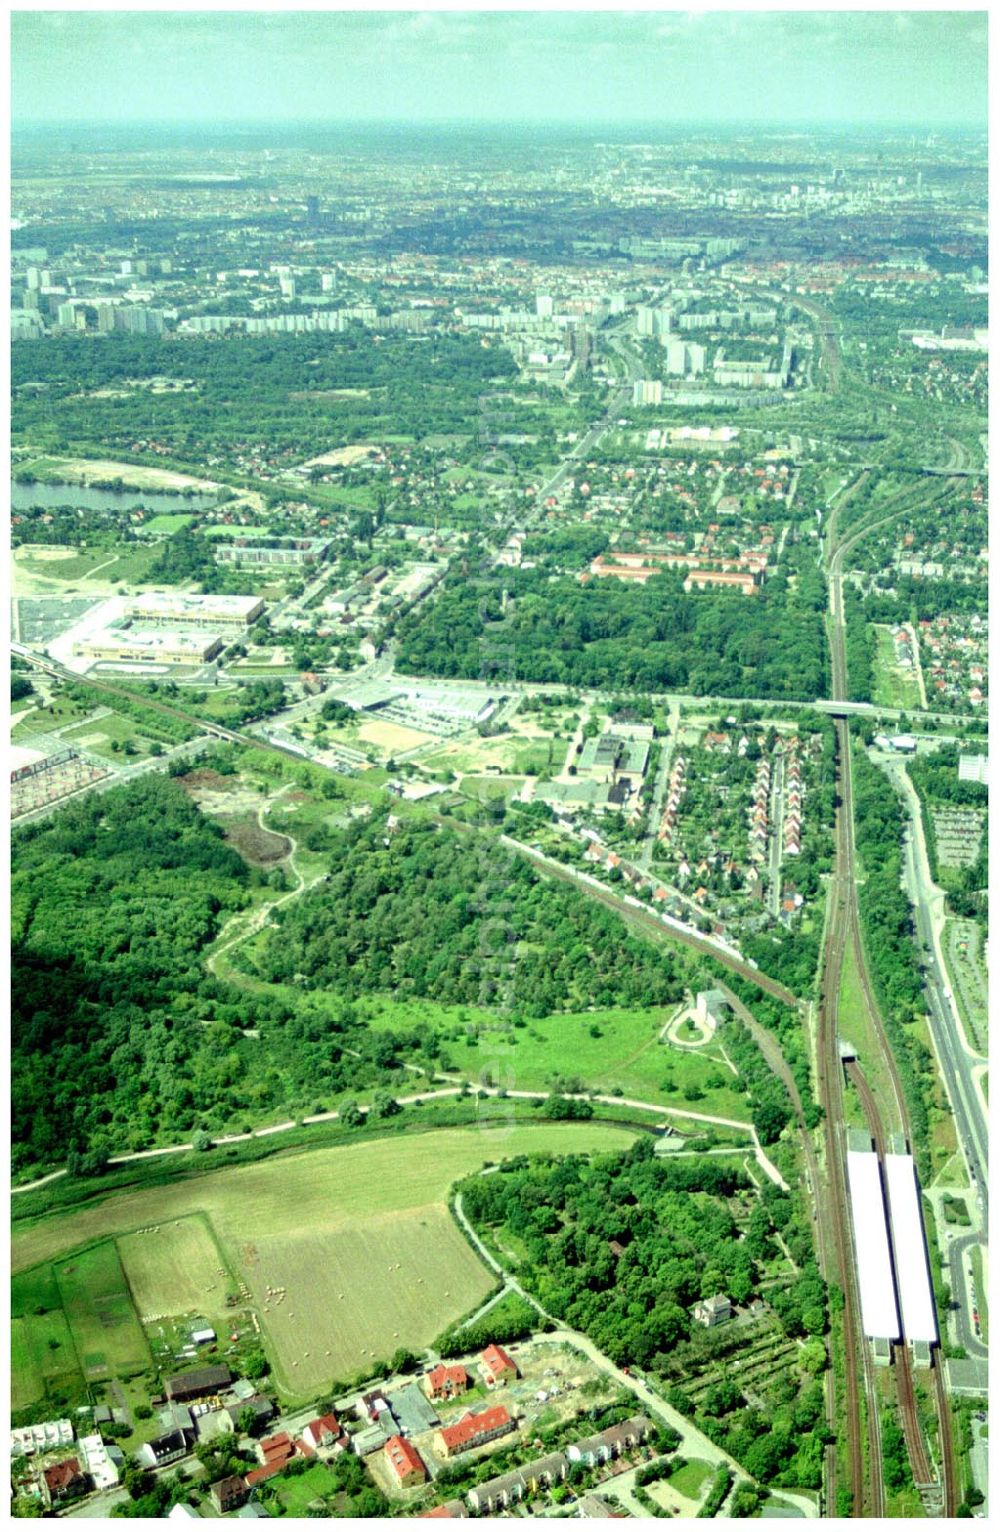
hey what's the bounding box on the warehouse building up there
[884,1153,938,1357]
[845,1150,900,1349]
[126,593,264,631]
[215,537,331,568]
[73,628,223,665]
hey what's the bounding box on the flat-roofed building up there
[126,593,264,631]
[73,628,223,665]
[216,537,331,568]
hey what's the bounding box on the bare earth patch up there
[219,812,292,867]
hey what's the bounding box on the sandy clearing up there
[36,459,221,492]
[301,444,380,469]
[357,719,434,753]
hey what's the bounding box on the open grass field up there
[12,541,162,595]
[12,1124,636,1398]
[11,692,95,738]
[11,1266,84,1412]
[421,731,564,778]
[53,1241,150,1382]
[142,513,195,535]
[363,1001,748,1120]
[245,1204,494,1393]
[118,1216,235,1325]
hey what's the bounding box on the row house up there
[566,1415,653,1467]
[782,743,803,856]
[658,755,687,844]
[467,1452,569,1515]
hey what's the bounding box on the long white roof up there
[846,1150,901,1341]
[884,1154,939,1345]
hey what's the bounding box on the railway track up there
[815,781,871,1515]
[501,837,799,1007]
[12,648,307,766]
[934,1353,959,1516]
[825,472,966,1516]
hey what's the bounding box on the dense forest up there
[11,330,521,461]
[251,812,685,1014]
[459,1140,830,1489]
[396,545,828,699]
[11,783,692,1172]
[11,781,446,1170]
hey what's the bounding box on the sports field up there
[118,1216,235,1325]
[12,1124,636,1398]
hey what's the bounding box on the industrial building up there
[845,1149,901,1345]
[125,593,264,631]
[215,537,331,569]
[884,1153,939,1353]
[73,628,223,665]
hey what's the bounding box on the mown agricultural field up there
[243,1204,493,1393]
[12,1123,636,1401]
[117,1215,236,1327]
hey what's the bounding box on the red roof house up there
[384,1434,427,1487]
[435,1405,515,1458]
[425,1363,470,1400]
[480,1343,518,1387]
[302,1414,342,1452]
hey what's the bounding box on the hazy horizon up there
[12,11,988,131]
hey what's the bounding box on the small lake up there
[11,480,219,515]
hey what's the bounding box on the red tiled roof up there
[480,1343,516,1376]
[305,1413,340,1443]
[427,1363,469,1394]
[245,1462,286,1488]
[439,1405,513,1452]
[385,1434,426,1481]
[43,1459,82,1494]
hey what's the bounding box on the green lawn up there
[53,1241,150,1381]
[59,713,164,759]
[11,1267,84,1412]
[11,692,95,738]
[142,513,195,535]
[273,1463,338,1516]
[668,1458,714,1502]
[201,524,270,539]
[362,1000,749,1120]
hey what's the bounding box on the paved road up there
[637,702,677,872]
[932,1210,988,1359]
[885,761,988,1224]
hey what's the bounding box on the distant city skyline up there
[11,10,989,130]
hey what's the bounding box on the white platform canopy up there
[884,1153,939,1344]
[846,1150,901,1341]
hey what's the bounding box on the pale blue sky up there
[11,10,989,129]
